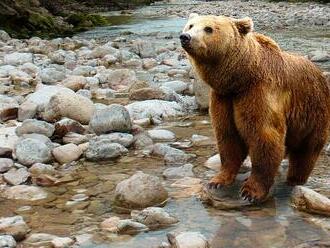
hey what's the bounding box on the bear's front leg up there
[208,90,248,189]
[240,126,285,203]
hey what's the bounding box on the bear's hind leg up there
[208,90,248,189]
[287,135,326,186]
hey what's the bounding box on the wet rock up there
[0,216,30,241]
[126,100,184,120]
[40,68,66,84]
[60,75,86,91]
[129,87,166,101]
[152,143,195,165]
[0,235,16,248]
[28,163,55,175]
[134,133,154,149]
[51,237,75,248]
[24,233,57,247]
[52,144,83,164]
[15,138,52,166]
[163,164,194,179]
[98,133,134,147]
[309,50,330,62]
[85,138,127,161]
[42,90,95,124]
[147,129,176,142]
[170,177,203,198]
[4,53,33,66]
[63,133,90,145]
[3,185,48,201]
[3,168,30,185]
[167,232,209,248]
[162,81,188,94]
[191,134,214,146]
[16,119,55,137]
[114,171,168,209]
[192,78,210,110]
[291,186,330,216]
[131,39,156,58]
[101,217,149,234]
[0,30,10,42]
[131,207,178,228]
[54,118,85,138]
[17,101,38,121]
[0,158,14,173]
[89,104,132,135]
[0,95,19,122]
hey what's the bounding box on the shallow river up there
[3,2,330,248]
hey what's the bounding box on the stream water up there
[2,2,330,247]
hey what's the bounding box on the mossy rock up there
[67,13,109,28]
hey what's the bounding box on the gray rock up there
[97,69,136,90]
[0,216,30,241]
[0,235,16,248]
[98,133,134,147]
[50,49,76,65]
[17,101,38,121]
[4,53,33,66]
[52,144,82,164]
[40,68,66,84]
[3,168,30,185]
[85,138,127,161]
[15,138,52,166]
[309,50,330,62]
[131,39,156,58]
[3,185,48,201]
[0,95,19,122]
[134,133,153,149]
[28,163,55,175]
[131,207,178,227]
[153,143,195,165]
[89,43,120,59]
[0,30,11,42]
[89,104,132,134]
[16,119,55,137]
[63,133,89,145]
[192,78,210,110]
[21,133,55,150]
[147,129,176,142]
[100,217,148,234]
[0,158,14,173]
[114,171,168,209]
[162,81,188,93]
[163,164,194,179]
[0,127,19,154]
[167,232,209,248]
[24,233,58,247]
[72,66,96,77]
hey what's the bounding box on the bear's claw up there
[207,182,224,190]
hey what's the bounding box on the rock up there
[193,78,210,110]
[147,129,176,142]
[21,133,54,150]
[101,217,148,234]
[0,216,30,241]
[60,76,86,91]
[16,119,55,137]
[170,177,203,198]
[167,232,209,248]
[0,127,19,155]
[204,154,252,173]
[0,158,14,173]
[143,58,157,69]
[126,100,185,120]
[42,90,95,124]
[89,104,132,134]
[54,118,85,138]
[24,233,57,247]
[63,133,89,145]
[291,186,330,216]
[85,138,127,161]
[98,133,134,147]
[89,42,120,59]
[40,68,66,84]
[309,50,330,62]
[15,138,52,166]
[77,89,92,99]
[131,207,178,228]
[163,164,194,179]
[191,134,215,146]
[17,101,38,121]
[131,39,156,58]
[97,69,136,90]
[129,87,166,101]
[51,237,75,248]
[162,81,188,93]
[3,168,30,185]
[114,171,168,209]
[134,133,153,149]
[0,30,10,42]
[28,163,55,175]
[52,144,82,164]
[4,53,33,66]
[92,88,115,100]
[0,95,19,122]
[50,49,76,65]
[3,185,48,201]
[0,235,16,248]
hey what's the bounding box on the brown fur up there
[182,15,330,202]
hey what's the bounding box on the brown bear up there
[180,14,330,203]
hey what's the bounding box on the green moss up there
[67,13,110,28]
[28,12,56,30]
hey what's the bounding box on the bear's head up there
[180,14,254,61]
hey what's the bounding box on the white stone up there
[52,144,82,164]
[4,53,33,66]
[162,81,188,93]
[147,129,176,142]
[3,185,48,201]
[0,235,16,248]
[167,232,209,248]
[3,168,30,185]
[163,164,194,179]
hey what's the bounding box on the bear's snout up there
[180,33,191,47]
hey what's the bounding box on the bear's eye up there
[204,27,213,33]
[189,24,194,29]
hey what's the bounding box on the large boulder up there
[16,119,55,137]
[126,100,185,120]
[114,171,168,209]
[89,104,132,134]
[42,91,95,124]
[14,138,52,166]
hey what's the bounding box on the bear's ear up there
[234,17,254,35]
[189,13,199,20]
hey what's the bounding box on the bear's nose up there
[180,33,191,45]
